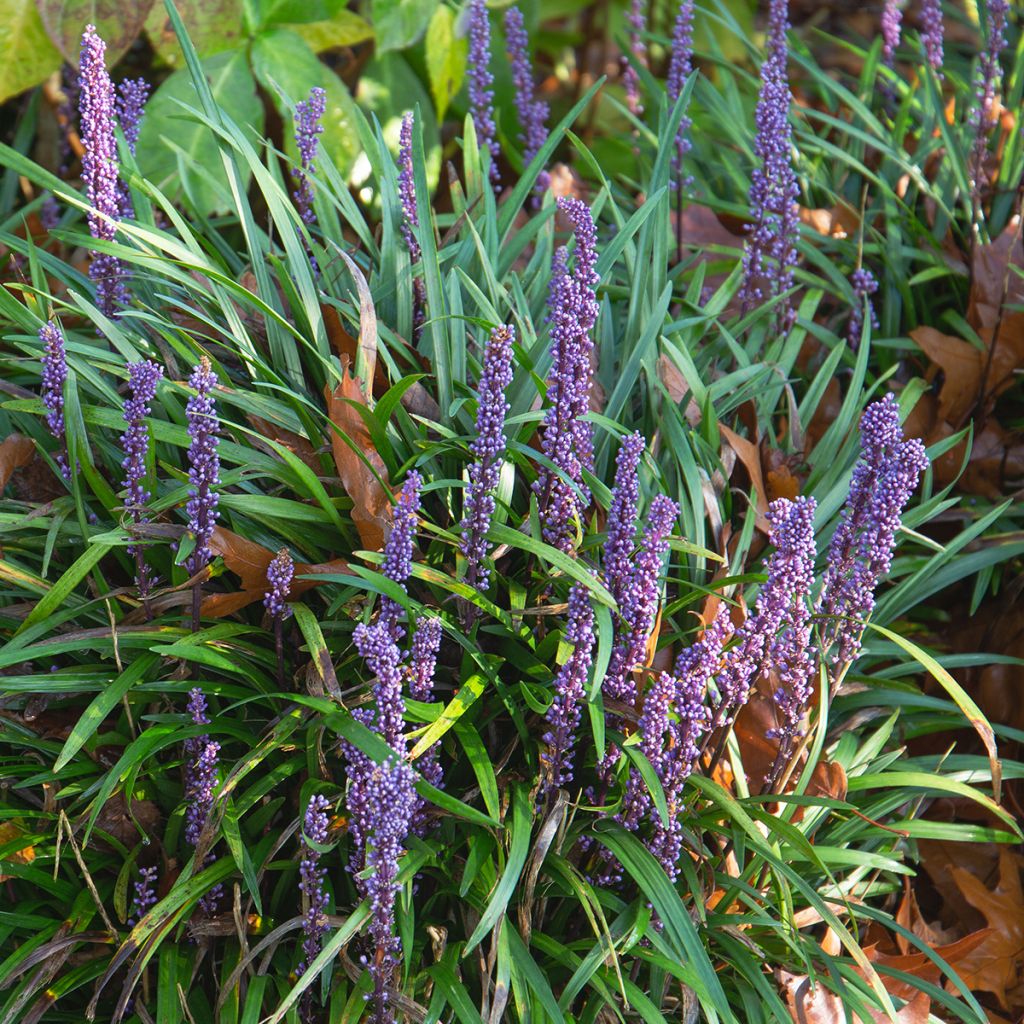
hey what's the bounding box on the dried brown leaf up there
[324,369,392,551]
[0,434,34,491]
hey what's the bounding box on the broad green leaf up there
[0,0,61,104]
[251,29,360,179]
[424,4,466,121]
[371,0,437,53]
[136,47,264,215]
[287,11,373,52]
[38,0,154,64]
[144,0,244,65]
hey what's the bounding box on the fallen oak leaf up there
[947,849,1024,1008]
[200,527,348,618]
[777,970,929,1023]
[0,434,34,491]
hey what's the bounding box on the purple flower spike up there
[122,360,162,519]
[542,583,596,791]
[353,621,408,754]
[183,687,222,911]
[603,495,679,710]
[505,6,549,198]
[881,0,902,66]
[185,357,220,577]
[128,865,158,925]
[397,112,422,265]
[667,0,695,193]
[534,198,601,551]
[847,266,879,347]
[623,0,647,117]
[409,617,442,703]
[380,472,421,638]
[461,325,515,591]
[116,78,149,156]
[920,0,943,73]
[292,86,326,227]
[714,497,817,734]
[39,320,70,480]
[362,757,416,1024]
[409,616,443,831]
[738,0,798,334]
[79,25,128,314]
[467,0,499,185]
[122,359,162,604]
[819,394,928,665]
[264,548,295,620]
[115,77,148,218]
[604,432,645,607]
[297,793,331,1015]
[969,0,1009,191]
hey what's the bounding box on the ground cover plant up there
[1,1,1023,1022]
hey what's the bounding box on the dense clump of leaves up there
[1,3,1023,1024]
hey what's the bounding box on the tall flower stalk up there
[968,0,1009,209]
[121,359,162,615]
[623,0,646,117]
[115,77,149,218]
[79,26,127,315]
[380,473,421,638]
[505,5,549,199]
[542,583,595,793]
[847,267,879,348]
[738,0,798,334]
[397,111,427,335]
[534,197,600,551]
[183,688,221,913]
[709,497,818,742]
[460,324,515,598]
[409,617,443,832]
[297,794,330,1023]
[264,548,294,686]
[881,0,902,67]
[819,394,928,666]
[667,0,695,261]
[467,0,499,186]
[185,358,220,631]
[39,321,70,481]
[920,0,944,74]
[292,86,326,272]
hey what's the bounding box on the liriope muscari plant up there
[738,0,799,333]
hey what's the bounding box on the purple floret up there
[292,86,326,227]
[461,325,515,591]
[505,6,549,197]
[39,321,70,480]
[379,472,421,638]
[264,548,295,620]
[738,0,798,334]
[467,0,499,185]
[667,0,695,192]
[534,198,601,551]
[542,583,596,791]
[819,393,928,665]
[185,357,220,576]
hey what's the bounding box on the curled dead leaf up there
[324,368,392,551]
[200,526,348,618]
[0,434,34,491]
